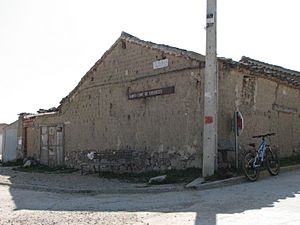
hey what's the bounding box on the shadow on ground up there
[1,165,300,225]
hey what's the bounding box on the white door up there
[3,127,18,162]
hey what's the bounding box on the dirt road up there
[0,168,300,225]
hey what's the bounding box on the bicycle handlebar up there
[252,133,276,139]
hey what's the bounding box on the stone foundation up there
[65,149,201,173]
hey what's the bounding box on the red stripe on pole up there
[205,116,214,124]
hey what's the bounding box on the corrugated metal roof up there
[23,111,58,119]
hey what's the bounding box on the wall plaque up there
[128,86,175,100]
[153,58,168,69]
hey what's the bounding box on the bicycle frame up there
[253,137,267,168]
[243,132,279,181]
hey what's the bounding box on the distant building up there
[19,32,300,171]
[2,121,20,163]
[0,123,8,160]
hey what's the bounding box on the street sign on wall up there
[128,86,175,100]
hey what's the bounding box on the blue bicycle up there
[243,133,280,181]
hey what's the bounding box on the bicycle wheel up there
[243,151,259,181]
[266,148,280,176]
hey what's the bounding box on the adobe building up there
[21,32,300,172]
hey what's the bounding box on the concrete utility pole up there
[202,0,217,178]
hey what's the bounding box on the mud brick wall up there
[26,36,300,171]
[218,62,300,160]
[32,39,204,171]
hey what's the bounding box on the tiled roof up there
[120,32,205,62]
[58,32,300,110]
[59,32,205,108]
[220,56,300,87]
[239,56,300,86]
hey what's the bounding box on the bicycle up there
[243,132,280,181]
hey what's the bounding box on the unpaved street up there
[0,169,300,225]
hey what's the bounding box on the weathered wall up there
[25,39,300,172]
[31,40,204,172]
[26,127,38,158]
[272,84,300,157]
[218,62,300,160]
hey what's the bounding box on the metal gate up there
[40,125,64,167]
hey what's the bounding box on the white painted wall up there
[2,122,18,162]
[0,134,2,160]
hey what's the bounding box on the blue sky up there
[1,0,300,123]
